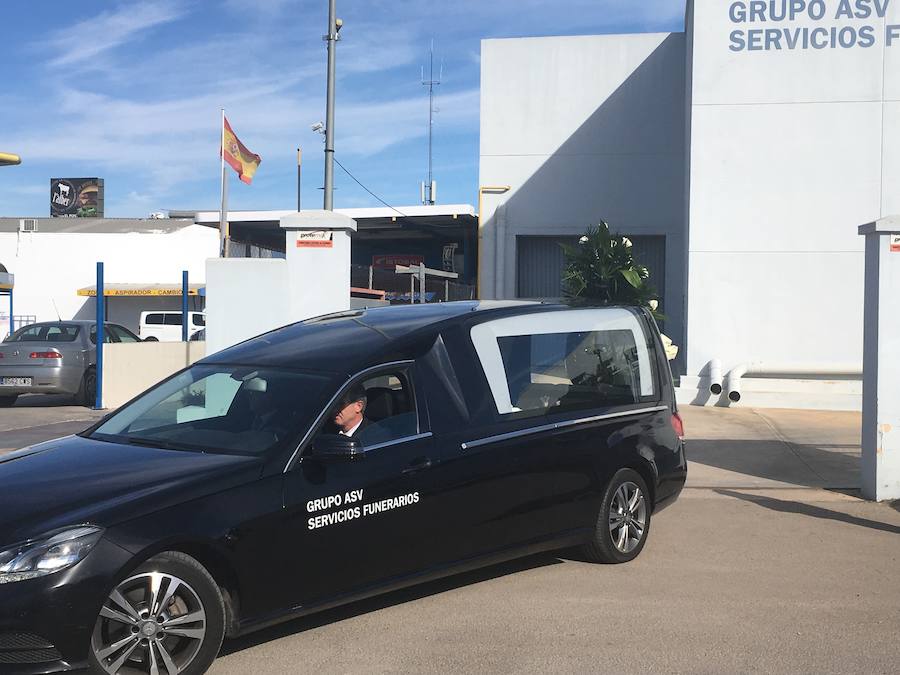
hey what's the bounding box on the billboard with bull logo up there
[50,178,104,218]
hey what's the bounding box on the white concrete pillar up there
[280,210,357,321]
[205,210,357,355]
[859,216,900,501]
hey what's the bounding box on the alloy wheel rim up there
[92,571,207,675]
[608,481,647,554]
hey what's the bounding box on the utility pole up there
[421,42,441,205]
[296,147,302,211]
[323,0,342,211]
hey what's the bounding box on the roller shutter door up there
[516,235,666,305]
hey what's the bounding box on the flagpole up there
[219,108,230,258]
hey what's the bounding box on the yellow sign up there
[77,287,201,297]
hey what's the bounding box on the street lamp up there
[0,153,21,166]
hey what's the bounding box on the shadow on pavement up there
[690,438,859,492]
[220,552,565,656]
[715,489,900,535]
[13,394,81,407]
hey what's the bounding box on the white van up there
[139,311,205,342]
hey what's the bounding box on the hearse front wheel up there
[89,551,225,675]
[583,468,651,564]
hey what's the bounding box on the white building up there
[479,0,899,410]
[0,218,217,337]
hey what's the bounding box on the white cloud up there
[44,1,187,67]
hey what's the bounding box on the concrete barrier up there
[101,342,206,409]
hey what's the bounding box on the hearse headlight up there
[0,526,103,583]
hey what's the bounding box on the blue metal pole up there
[95,262,104,409]
[8,289,13,338]
[182,271,189,342]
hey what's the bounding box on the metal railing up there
[351,265,475,304]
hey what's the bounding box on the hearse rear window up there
[470,308,657,416]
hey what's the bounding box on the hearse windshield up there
[87,364,332,455]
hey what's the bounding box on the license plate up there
[0,377,31,386]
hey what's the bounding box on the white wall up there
[205,258,289,355]
[685,0,898,376]
[101,341,206,409]
[479,33,688,360]
[0,223,218,335]
[204,211,355,355]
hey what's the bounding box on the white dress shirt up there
[340,418,363,437]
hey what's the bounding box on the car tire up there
[88,551,226,675]
[144,337,159,342]
[582,468,651,564]
[0,394,18,407]
[77,368,97,407]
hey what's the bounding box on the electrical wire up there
[332,156,409,219]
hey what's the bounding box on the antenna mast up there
[421,41,441,205]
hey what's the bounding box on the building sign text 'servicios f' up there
[729,0,899,51]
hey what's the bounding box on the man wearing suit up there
[333,384,370,437]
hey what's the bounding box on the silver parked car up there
[0,320,140,407]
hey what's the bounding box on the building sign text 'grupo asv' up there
[729,0,899,51]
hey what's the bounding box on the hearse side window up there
[471,308,657,417]
[319,370,418,447]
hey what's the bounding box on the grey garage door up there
[516,235,666,305]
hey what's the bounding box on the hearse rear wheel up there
[89,551,225,675]
[582,468,651,564]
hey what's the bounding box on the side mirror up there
[310,434,365,460]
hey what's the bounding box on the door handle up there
[401,457,433,475]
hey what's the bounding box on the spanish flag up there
[222,116,261,184]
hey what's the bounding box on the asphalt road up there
[0,394,104,453]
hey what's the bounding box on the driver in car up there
[332,385,370,437]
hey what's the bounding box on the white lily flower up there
[579,236,589,244]
[622,237,633,247]
[649,299,659,311]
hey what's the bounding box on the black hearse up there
[0,301,686,674]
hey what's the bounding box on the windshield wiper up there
[119,436,201,453]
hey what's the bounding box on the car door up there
[278,362,446,607]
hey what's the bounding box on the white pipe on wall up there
[708,359,723,395]
[494,205,507,299]
[725,362,863,403]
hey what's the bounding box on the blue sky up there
[0,0,684,217]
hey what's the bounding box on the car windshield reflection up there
[87,364,332,455]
